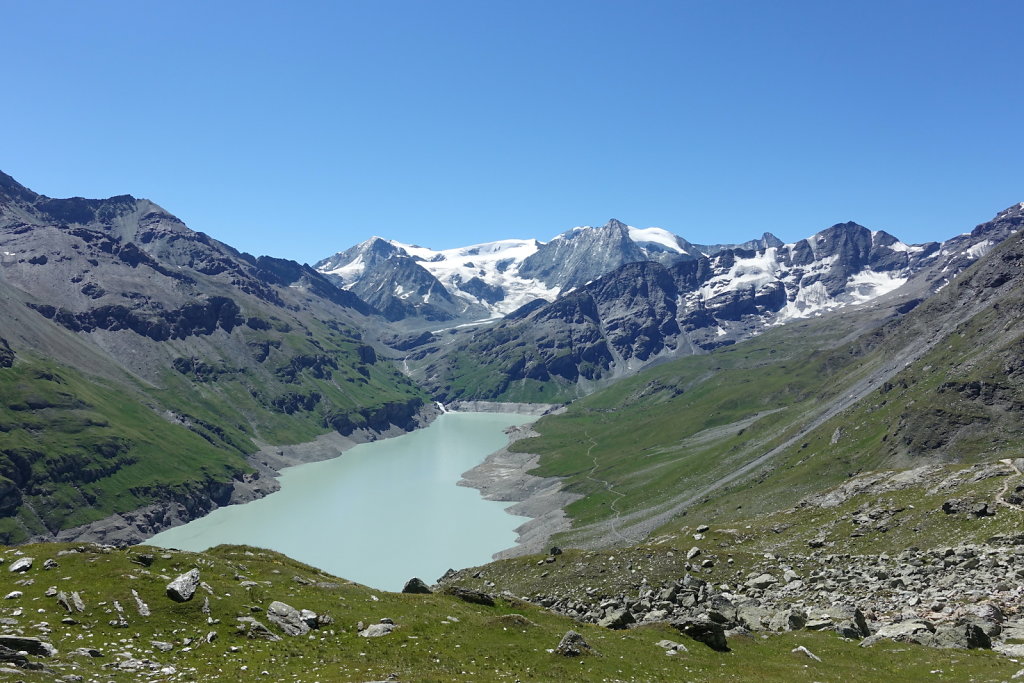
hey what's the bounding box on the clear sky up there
[3,1,1022,264]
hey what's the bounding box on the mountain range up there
[4,169,1024,679]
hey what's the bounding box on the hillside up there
[0,172,428,544]
[495,203,1024,547]
[0,541,1018,682]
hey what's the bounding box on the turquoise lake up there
[147,412,536,591]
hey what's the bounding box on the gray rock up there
[2,591,21,600]
[860,619,935,647]
[8,558,33,573]
[359,623,395,637]
[0,644,29,668]
[402,577,432,594]
[442,585,495,606]
[555,630,594,656]
[769,608,807,632]
[69,647,103,658]
[598,608,635,630]
[745,573,777,589]
[0,635,57,656]
[166,569,200,602]
[237,617,281,641]
[672,617,729,652]
[926,620,991,649]
[131,589,150,617]
[151,641,173,652]
[266,601,309,636]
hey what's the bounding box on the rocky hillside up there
[0,172,428,544]
[477,204,1024,552]
[0,538,1018,682]
[409,206,1020,403]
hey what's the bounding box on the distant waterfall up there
[436,401,449,413]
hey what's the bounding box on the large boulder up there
[266,601,309,636]
[0,635,57,657]
[598,608,636,630]
[166,569,201,602]
[8,558,33,573]
[672,617,729,652]
[402,577,432,594]
[925,620,992,649]
[555,630,595,656]
[769,607,807,632]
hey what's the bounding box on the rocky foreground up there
[449,539,1024,653]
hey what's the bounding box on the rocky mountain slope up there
[0,171,428,544]
[479,203,1024,551]
[408,207,1020,402]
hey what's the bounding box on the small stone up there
[792,645,822,662]
[42,559,58,570]
[3,591,22,600]
[237,617,281,641]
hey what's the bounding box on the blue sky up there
[4,1,1022,263]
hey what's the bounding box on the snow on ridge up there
[321,253,366,281]
[627,226,688,254]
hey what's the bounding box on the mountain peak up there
[604,218,628,231]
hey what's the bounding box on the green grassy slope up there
[0,542,1016,682]
[512,229,1024,545]
[0,312,427,544]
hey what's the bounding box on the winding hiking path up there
[582,430,629,544]
[997,458,1024,511]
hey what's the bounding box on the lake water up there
[147,412,536,591]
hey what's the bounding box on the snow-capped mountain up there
[315,218,936,327]
[416,207,1023,402]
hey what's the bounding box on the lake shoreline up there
[458,418,582,559]
[33,403,443,547]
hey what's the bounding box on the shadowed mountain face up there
[0,172,426,543]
